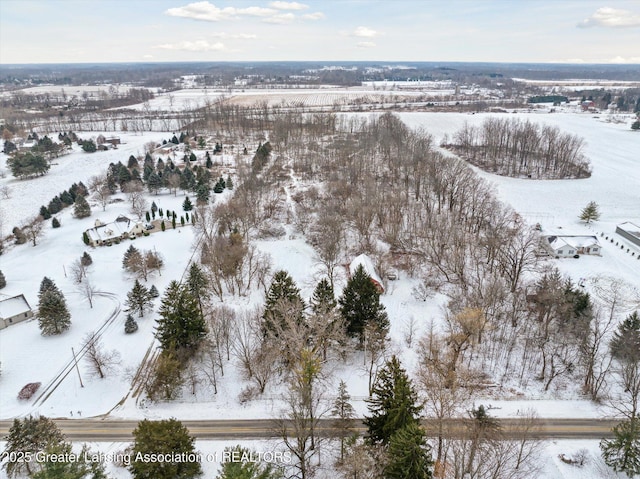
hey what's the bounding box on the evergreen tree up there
[182,196,193,211]
[125,280,153,318]
[83,231,90,245]
[80,252,93,267]
[3,415,66,478]
[610,311,640,364]
[310,278,337,315]
[147,172,162,194]
[332,380,356,461]
[161,221,166,232]
[39,205,51,220]
[205,152,213,169]
[149,284,160,298]
[632,120,640,131]
[37,279,71,335]
[364,355,421,445]
[196,183,210,204]
[156,281,206,354]
[186,263,209,316]
[579,200,600,224]
[0,270,6,289]
[600,418,640,477]
[215,445,284,479]
[181,168,196,191]
[47,196,63,214]
[225,174,233,190]
[73,195,91,218]
[339,264,389,345]
[32,442,106,479]
[124,313,139,334]
[51,217,61,228]
[130,419,202,479]
[59,190,74,206]
[128,155,139,169]
[262,270,305,336]
[213,180,224,194]
[385,423,434,479]
[151,201,158,213]
[122,244,141,269]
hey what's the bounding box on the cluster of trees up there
[448,117,591,178]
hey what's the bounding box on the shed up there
[0,294,34,330]
[349,254,384,293]
[616,222,640,248]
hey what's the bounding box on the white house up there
[544,235,602,257]
[616,222,640,248]
[84,215,144,247]
[0,294,34,330]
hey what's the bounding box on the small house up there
[84,215,144,246]
[0,294,34,330]
[544,235,601,257]
[349,254,384,293]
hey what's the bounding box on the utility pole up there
[71,347,84,388]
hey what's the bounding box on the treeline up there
[448,117,591,179]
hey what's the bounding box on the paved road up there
[0,418,619,442]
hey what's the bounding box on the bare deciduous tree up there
[83,332,121,379]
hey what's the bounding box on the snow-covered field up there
[1,103,639,479]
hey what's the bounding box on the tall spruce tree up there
[3,416,66,477]
[37,277,71,335]
[73,195,91,219]
[385,423,434,479]
[364,355,421,445]
[0,270,6,289]
[610,311,640,364]
[186,263,209,316]
[310,278,337,315]
[339,264,389,345]
[125,280,153,318]
[124,314,139,334]
[156,281,206,355]
[579,200,600,224]
[262,270,305,337]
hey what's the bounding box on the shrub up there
[18,382,41,400]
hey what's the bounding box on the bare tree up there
[83,332,121,379]
[88,174,111,211]
[21,216,45,246]
[78,276,97,309]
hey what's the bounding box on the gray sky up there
[1,0,639,64]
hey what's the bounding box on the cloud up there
[155,40,225,51]
[210,32,257,39]
[608,55,640,64]
[165,2,275,22]
[577,7,640,28]
[263,12,295,24]
[357,41,376,48]
[353,26,378,38]
[269,1,308,10]
[302,12,324,20]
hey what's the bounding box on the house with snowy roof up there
[543,235,601,258]
[616,222,640,248]
[349,254,384,293]
[84,215,144,247]
[0,294,34,330]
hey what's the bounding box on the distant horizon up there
[1,1,639,65]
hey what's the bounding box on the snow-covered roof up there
[86,217,135,243]
[617,222,640,237]
[349,254,383,286]
[0,295,32,319]
[546,235,600,251]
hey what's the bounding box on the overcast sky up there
[1,0,639,64]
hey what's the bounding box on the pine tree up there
[182,196,193,211]
[339,264,389,345]
[125,280,153,318]
[81,252,93,267]
[59,190,74,206]
[364,355,421,445]
[73,195,91,219]
[579,200,600,224]
[225,175,233,190]
[600,418,640,477]
[156,281,206,354]
[213,180,224,194]
[39,205,51,220]
[181,168,196,191]
[149,284,160,298]
[262,270,305,336]
[122,244,141,269]
[332,380,356,461]
[0,270,5,289]
[37,278,71,335]
[32,442,106,479]
[83,231,90,245]
[51,217,60,228]
[385,423,434,479]
[124,314,139,334]
[186,263,209,316]
[610,311,640,364]
[47,196,63,214]
[310,278,337,315]
[3,415,66,477]
[130,419,202,479]
[196,183,210,204]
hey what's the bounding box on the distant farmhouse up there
[616,222,640,248]
[0,294,34,330]
[84,215,144,247]
[543,235,602,258]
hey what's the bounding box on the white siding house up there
[544,235,602,257]
[0,294,34,330]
